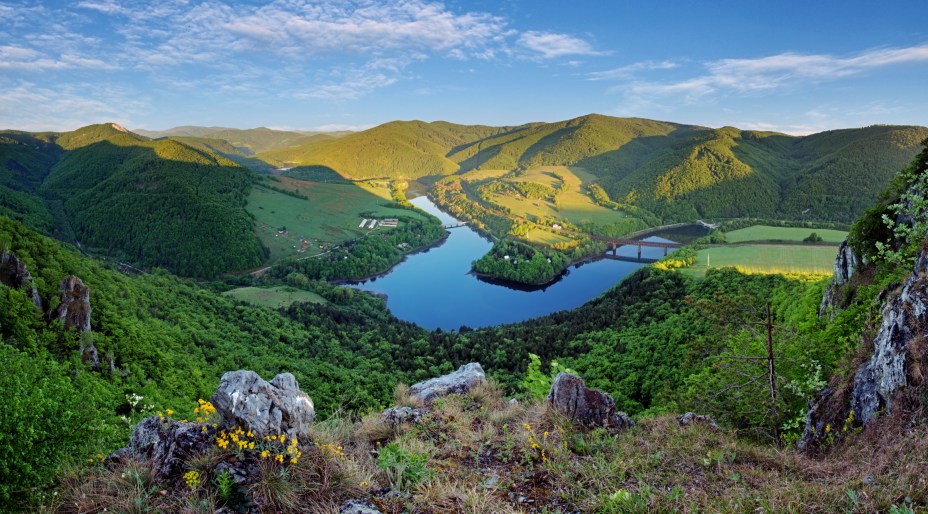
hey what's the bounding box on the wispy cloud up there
[517,31,603,59]
[628,44,928,99]
[588,60,678,81]
[0,81,148,131]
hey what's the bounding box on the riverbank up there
[329,231,451,286]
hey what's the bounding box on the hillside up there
[22,123,268,277]
[0,131,59,232]
[3,140,928,511]
[135,126,350,154]
[260,115,928,224]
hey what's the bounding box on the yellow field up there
[683,244,837,278]
[522,228,574,245]
[469,166,639,227]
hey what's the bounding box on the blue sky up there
[1,0,926,134]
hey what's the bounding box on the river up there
[347,196,688,330]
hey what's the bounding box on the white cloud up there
[0,81,148,131]
[588,60,678,81]
[517,31,601,59]
[631,44,928,99]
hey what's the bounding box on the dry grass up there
[50,385,928,513]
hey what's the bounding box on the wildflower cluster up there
[260,434,303,464]
[215,426,257,452]
[86,453,105,464]
[193,399,217,423]
[522,423,550,463]
[183,470,201,491]
[214,429,302,464]
[320,443,347,462]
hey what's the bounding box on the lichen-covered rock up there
[408,362,486,404]
[109,417,214,479]
[802,227,928,450]
[340,499,382,514]
[52,276,91,332]
[211,370,315,440]
[819,239,859,318]
[547,372,634,432]
[382,406,426,426]
[678,412,718,429]
[0,251,43,310]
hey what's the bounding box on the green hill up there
[135,126,349,154]
[35,123,266,277]
[260,115,927,223]
[0,131,59,232]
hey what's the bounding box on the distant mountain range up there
[1,116,925,277]
[257,114,928,222]
[134,126,351,154]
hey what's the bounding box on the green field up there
[247,177,429,262]
[684,244,838,277]
[222,286,326,308]
[724,225,847,244]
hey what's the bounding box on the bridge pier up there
[611,241,617,255]
[637,244,642,260]
[664,246,668,256]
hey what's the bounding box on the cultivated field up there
[684,244,838,277]
[222,286,326,308]
[247,176,429,262]
[725,225,848,244]
[471,166,645,228]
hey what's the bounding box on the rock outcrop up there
[110,417,215,478]
[0,251,43,310]
[819,239,859,317]
[801,228,928,449]
[382,405,427,426]
[51,276,91,332]
[211,370,315,440]
[340,499,382,514]
[678,412,718,429]
[407,362,487,404]
[547,372,634,432]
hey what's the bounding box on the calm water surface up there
[347,197,682,330]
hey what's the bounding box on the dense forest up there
[260,114,928,224]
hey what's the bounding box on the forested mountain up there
[260,114,928,222]
[135,126,350,154]
[0,123,266,278]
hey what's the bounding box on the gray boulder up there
[211,370,315,440]
[340,499,381,514]
[408,362,486,404]
[382,405,427,426]
[678,412,718,429]
[819,238,860,318]
[547,373,634,432]
[109,417,214,479]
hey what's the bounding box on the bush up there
[0,345,116,510]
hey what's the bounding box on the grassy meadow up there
[725,225,848,244]
[247,177,429,262]
[684,244,838,277]
[222,286,326,308]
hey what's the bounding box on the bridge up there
[442,222,469,229]
[589,235,684,259]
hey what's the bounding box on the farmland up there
[683,244,838,277]
[222,286,326,308]
[724,225,848,244]
[246,176,430,262]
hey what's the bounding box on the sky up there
[1,0,926,134]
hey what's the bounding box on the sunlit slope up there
[40,124,266,277]
[134,126,345,154]
[259,120,517,179]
